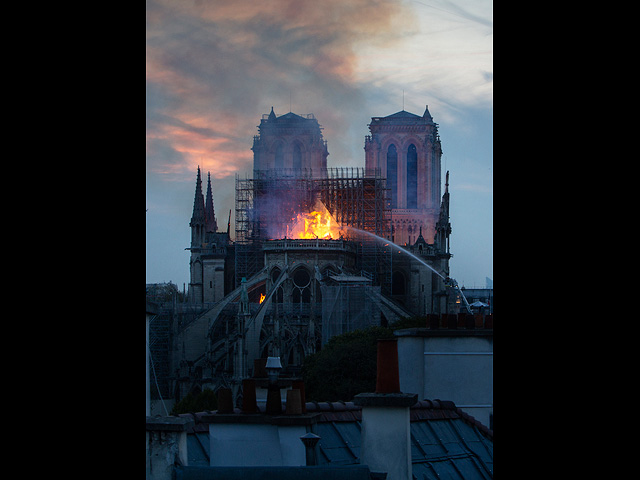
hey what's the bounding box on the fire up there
[287,203,342,240]
[259,293,266,304]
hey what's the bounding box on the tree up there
[170,388,218,414]
[302,326,395,402]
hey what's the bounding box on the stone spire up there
[435,170,451,253]
[205,172,218,233]
[190,166,206,247]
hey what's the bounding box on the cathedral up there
[174,105,456,403]
[365,106,443,246]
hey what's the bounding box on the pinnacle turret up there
[205,172,218,233]
[190,166,206,224]
[190,166,206,248]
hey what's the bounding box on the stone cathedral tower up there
[251,107,329,175]
[188,166,232,304]
[364,106,443,245]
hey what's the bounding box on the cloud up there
[414,0,492,28]
[353,0,492,125]
[146,0,493,287]
[146,0,417,179]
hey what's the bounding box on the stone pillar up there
[146,416,194,480]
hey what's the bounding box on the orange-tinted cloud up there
[146,0,415,180]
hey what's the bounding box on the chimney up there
[292,380,307,413]
[376,339,400,393]
[484,314,493,329]
[285,389,302,415]
[299,433,321,466]
[265,356,283,415]
[217,388,234,413]
[354,339,417,480]
[242,378,258,413]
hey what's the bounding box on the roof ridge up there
[455,406,493,440]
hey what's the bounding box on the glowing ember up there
[259,293,266,304]
[287,202,342,240]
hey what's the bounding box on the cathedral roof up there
[385,110,422,120]
[259,108,323,136]
[276,112,310,122]
[262,107,318,124]
[370,106,436,126]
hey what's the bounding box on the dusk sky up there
[146,0,492,289]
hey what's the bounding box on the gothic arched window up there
[293,143,302,171]
[407,144,418,209]
[275,143,284,169]
[387,144,398,208]
[292,267,311,304]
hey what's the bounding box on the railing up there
[263,238,357,253]
[261,113,316,120]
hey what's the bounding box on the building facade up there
[252,107,328,175]
[365,106,443,246]
[178,106,456,405]
[188,168,234,304]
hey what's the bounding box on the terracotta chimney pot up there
[241,378,258,413]
[376,338,401,393]
[217,387,233,413]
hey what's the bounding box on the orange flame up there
[259,293,266,304]
[287,203,342,240]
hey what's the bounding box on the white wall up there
[398,333,493,428]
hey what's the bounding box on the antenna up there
[402,90,405,111]
[289,91,292,113]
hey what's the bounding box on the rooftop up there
[369,107,436,126]
[177,398,493,479]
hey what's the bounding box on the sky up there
[146,0,493,289]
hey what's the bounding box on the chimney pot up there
[375,339,401,394]
[217,387,233,413]
[465,313,475,329]
[265,356,282,384]
[241,379,258,413]
[265,384,282,415]
[292,380,307,413]
[445,313,457,329]
[300,433,320,466]
[286,389,303,415]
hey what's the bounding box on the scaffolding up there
[319,167,392,294]
[235,169,318,288]
[320,283,382,345]
[234,167,392,293]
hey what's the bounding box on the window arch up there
[407,144,417,209]
[387,144,398,208]
[274,142,284,169]
[292,267,311,304]
[293,143,302,170]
